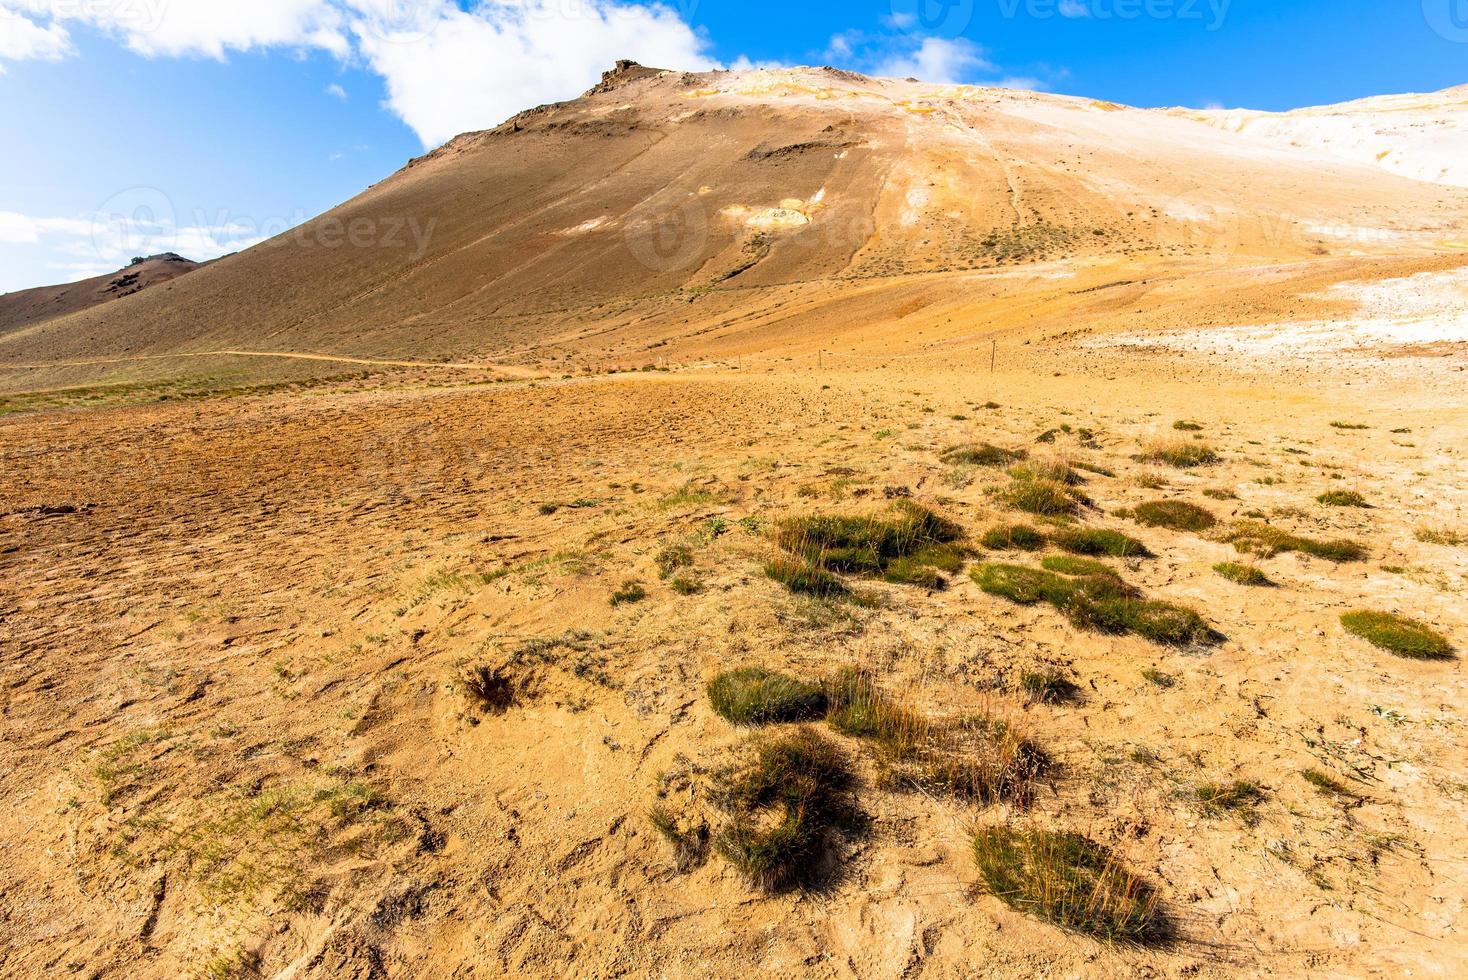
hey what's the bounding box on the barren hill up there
[0,252,199,339]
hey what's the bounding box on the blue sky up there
[0,0,1464,293]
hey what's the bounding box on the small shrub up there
[1052,526,1150,558]
[1122,602,1212,645]
[1138,439,1219,468]
[972,563,1076,606]
[669,573,703,595]
[1130,500,1216,532]
[765,558,848,598]
[1340,611,1453,660]
[1133,470,1169,490]
[610,581,647,606]
[942,443,1027,467]
[1302,769,1351,797]
[1140,668,1175,689]
[971,827,1167,943]
[980,524,1046,552]
[1202,488,1238,501]
[973,563,1210,646]
[1019,670,1080,704]
[714,728,860,891]
[1317,490,1368,508]
[1173,420,1204,432]
[655,544,695,579]
[1213,562,1269,586]
[1416,527,1464,547]
[708,667,828,725]
[1041,555,1110,577]
[1195,780,1265,820]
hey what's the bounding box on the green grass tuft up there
[1302,769,1351,797]
[942,443,1027,467]
[971,827,1167,943]
[1213,562,1270,586]
[1194,780,1265,819]
[1225,521,1368,563]
[770,501,963,589]
[1130,500,1217,532]
[655,544,695,579]
[1172,420,1204,432]
[972,563,1210,645]
[708,667,828,725]
[1041,555,1111,577]
[1001,479,1089,516]
[980,524,1047,552]
[1340,611,1453,660]
[1317,490,1368,508]
[610,581,647,606]
[1052,526,1150,558]
[1138,439,1219,469]
[1415,527,1464,547]
[765,558,849,598]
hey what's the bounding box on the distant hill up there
[0,253,200,338]
[2,65,1466,376]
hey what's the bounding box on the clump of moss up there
[1130,500,1217,532]
[1317,490,1368,508]
[942,443,1027,467]
[971,827,1168,943]
[1138,439,1219,469]
[708,668,828,725]
[1213,562,1270,586]
[1225,521,1368,563]
[1052,526,1150,558]
[714,728,861,891]
[980,524,1046,552]
[1340,611,1453,660]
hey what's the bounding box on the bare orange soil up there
[0,67,1465,978]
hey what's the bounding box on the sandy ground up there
[2,306,1465,977]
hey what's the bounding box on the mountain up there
[0,253,200,339]
[1177,84,1468,188]
[3,65,1465,383]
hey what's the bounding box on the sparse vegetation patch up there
[1225,521,1368,562]
[971,826,1167,943]
[709,667,828,725]
[1340,611,1453,660]
[942,443,1027,467]
[1138,439,1219,469]
[1130,500,1217,532]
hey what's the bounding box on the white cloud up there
[0,0,719,147]
[356,0,716,146]
[875,37,991,84]
[326,81,346,98]
[0,4,72,62]
[0,210,40,243]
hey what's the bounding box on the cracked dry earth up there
[1,344,1465,978]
